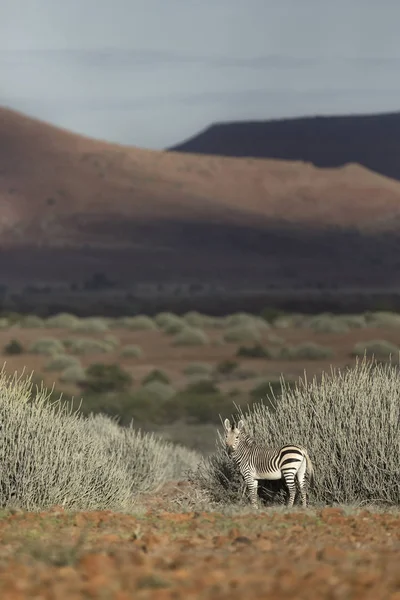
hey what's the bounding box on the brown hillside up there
[2,106,400,246]
[2,106,400,298]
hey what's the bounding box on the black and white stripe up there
[224,418,314,508]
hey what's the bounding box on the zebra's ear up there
[237,419,244,431]
[224,418,231,431]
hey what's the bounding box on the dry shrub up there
[172,327,209,346]
[365,311,400,328]
[72,317,109,333]
[352,340,399,361]
[302,314,349,334]
[45,354,81,372]
[190,358,400,506]
[280,342,334,360]
[183,362,214,376]
[120,344,143,358]
[44,313,80,329]
[65,338,113,355]
[223,324,262,343]
[19,315,45,329]
[0,371,131,510]
[29,338,64,355]
[0,372,198,511]
[115,316,157,331]
[59,365,87,384]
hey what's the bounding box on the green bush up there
[190,358,400,506]
[115,316,157,331]
[59,365,87,384]
[339,314,367,329]
[80,363,133,394]
[166,390,233,424]
[215,359,239,375]
[280,342,334,360]
[272,314,305,329]
[352,340,399,361]
[266,333,285,345]
[302,315,349,334]
[172,327,209,346]
[45,313,80,329]
[142,369,170,385]
[223,324,262,343]
[365,311,400,328]
[225,313,255,326]
[45,354,81,372]
[236,343,269,358]
[73,317,109,333]
[183,362,213,376]
[183,311,209,328]
[154,312,180,327]
[0,318,9,330]
[4,339,24,355]
[19,315,45,329]
[162,318,187,335]
[65,338,113,355]
[120,344,143,358]
[260,307,286,324]
[103,334,120,348]
[184,380,219,395]
[142,381,176,401]
[29,337,64,355]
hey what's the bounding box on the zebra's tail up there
[303,448,314,487]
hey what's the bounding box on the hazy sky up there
[2,0,400,149]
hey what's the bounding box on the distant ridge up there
[2,106,400,300]
[168,111,400,181]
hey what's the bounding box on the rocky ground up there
[1,483,399,599]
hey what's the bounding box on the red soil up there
[0,501,399,599]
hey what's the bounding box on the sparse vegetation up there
[4,339,24,355]
[120,344,143,358]
[59,365,87,385]
[280,342,334,360]
[223,324,262,343]
[29,337,65,355]
[19,315,45,329]
[80,363,133,394]
[73,317,109,333]
[44,354,81,372]
[142,380,176,401]
[64,338,113,355]
[172,327,209,346]
[352,340,399,361]
[183,362,213,376]
[44,313,80,329]
[236,343,270,358]
[115,316,157,331]
[142,369,170,385]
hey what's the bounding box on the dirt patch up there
[1,323,399,395]
[0,501,399,599]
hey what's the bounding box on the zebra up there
[223,418,314,509]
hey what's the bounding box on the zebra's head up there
[223,418,245,453]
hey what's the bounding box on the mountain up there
[168,112,400,182]
[2,106,400,313]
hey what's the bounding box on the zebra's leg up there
[245,476,258,508]
[282,470,297,508]
[296,457,308,508]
